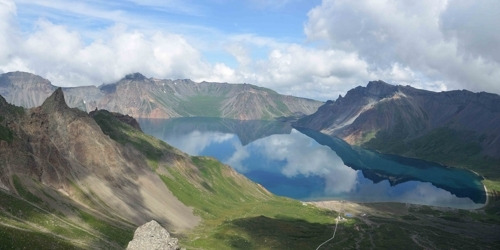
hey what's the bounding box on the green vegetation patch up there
[92,110,175,169]
[159,156,344,249]
[12,175,43,204]
[179,95,223,117]
[0,189,101,249]
[0,124,13,143]
[365,127,500,181]
[78,211,133,248]
[0,224,81,250]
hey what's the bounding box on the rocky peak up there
[41,87,69,113]
[124,72,147,81]
[365,80,398,98]
[127,220,180,250]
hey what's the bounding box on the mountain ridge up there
[295,81,500,179]
[0,71,323,120]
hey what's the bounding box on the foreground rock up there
[127,220,180,250]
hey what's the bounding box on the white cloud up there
[0,14,218,86]
[304,0,500,95]
[0,0,17,66]
[2,0,500,100]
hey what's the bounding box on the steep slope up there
[0,71,323,120]
[0,88,199,248]
[0,71,56,108]
[295,81,500,178]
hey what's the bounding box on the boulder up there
[127,220,180,250]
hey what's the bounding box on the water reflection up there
[139,118,486,209]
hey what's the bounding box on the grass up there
[159,156,343,249]
[12,175,43,204]
[0,224,81,250]
[1,178,135,249]
[78,211,134,248]
[0,188,99,248]
[91,109,175,169]
[0,124,13,143]
[179,95,224,117]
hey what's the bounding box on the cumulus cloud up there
[0,16,223,86]
[220,36,375,100]
[0,0,18,66]
[304,0,500,95]
[2,0,499,100]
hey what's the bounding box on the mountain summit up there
[41,87,68,112]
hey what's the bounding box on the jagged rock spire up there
[41,87,69,112]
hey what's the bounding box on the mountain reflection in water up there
[139,118,486,209]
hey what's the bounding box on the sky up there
[0,0,499,101]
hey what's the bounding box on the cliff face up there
[0,71,56,108]
[0,88,199,234]
[0,72,322,120]
[295,81,500,173]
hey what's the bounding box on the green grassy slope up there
[0,178,134,249]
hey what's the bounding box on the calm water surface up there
[139,118,486,209]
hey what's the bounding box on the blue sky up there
[1,0,499,100]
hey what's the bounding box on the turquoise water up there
[139,118,486,209]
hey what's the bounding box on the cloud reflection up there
[243,130,358,194]
[167,130,235,155]
[139,118,483,208]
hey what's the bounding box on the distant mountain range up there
[0,71,322,120]
[295,81,500,178]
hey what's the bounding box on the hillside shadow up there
[224,215,337,249]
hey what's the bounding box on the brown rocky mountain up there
[0,71,322,120]
[295,81,500,177]
[0,88,200,248]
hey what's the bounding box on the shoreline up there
[306,194,488,214]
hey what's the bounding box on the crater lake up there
[139,117,486,209]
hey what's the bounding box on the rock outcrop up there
[127,220,180,250]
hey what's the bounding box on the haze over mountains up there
[0,71,322,120]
